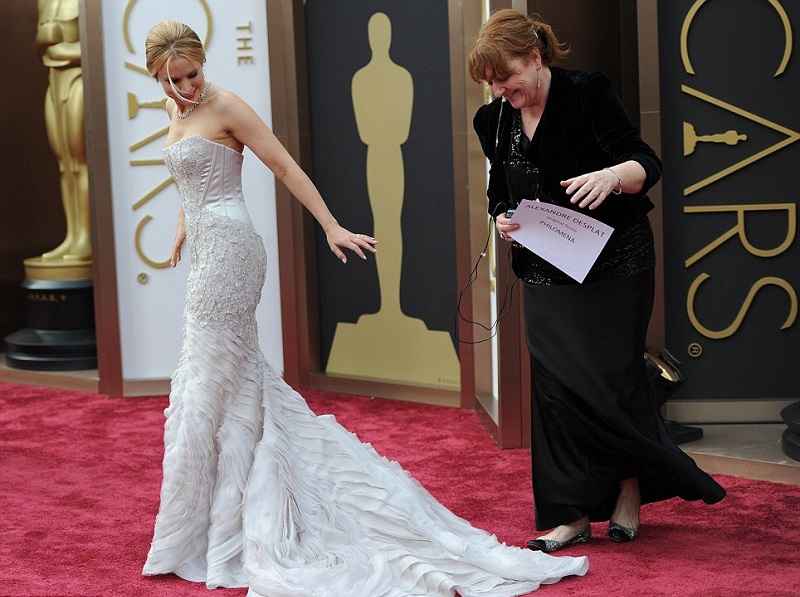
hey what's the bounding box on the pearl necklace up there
[175,81,211,119]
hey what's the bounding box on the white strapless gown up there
[142,135,588,596]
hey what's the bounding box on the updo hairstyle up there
[145,20,206,80]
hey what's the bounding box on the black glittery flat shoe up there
[607,521,638,543]
[526,525,591,553]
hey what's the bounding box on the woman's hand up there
[325,225,377,264]
[171,209,186,268]
[561,161,646,210]
[170,232,185,268]
[561,168,621,210]
[496,212,519,243]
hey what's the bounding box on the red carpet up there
[1,381,798,597]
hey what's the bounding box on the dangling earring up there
[536,66,542,89]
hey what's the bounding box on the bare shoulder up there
[209,87,268,143]
[208,86,252,114]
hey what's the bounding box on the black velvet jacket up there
[473,67,662,233]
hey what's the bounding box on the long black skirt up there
[522,269,725,530]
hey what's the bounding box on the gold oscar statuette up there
[26,0,91,282]
[3,0,96,371]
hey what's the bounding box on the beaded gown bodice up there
[163,134,266,346]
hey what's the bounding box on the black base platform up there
[780,402,800,462]
[4,277,97,371]
[5,328,97,371]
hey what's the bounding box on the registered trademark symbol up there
[137,272,149,285]
[687,343,703,358]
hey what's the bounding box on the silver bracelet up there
[605,167,623,195]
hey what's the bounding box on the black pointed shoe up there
[526,525,591,553]
[607,521,638,543]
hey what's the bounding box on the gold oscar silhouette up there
[325,13,460,389]
[4,0,96,370]
[683,121,747,156]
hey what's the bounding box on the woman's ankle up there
[612,478,641,527]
